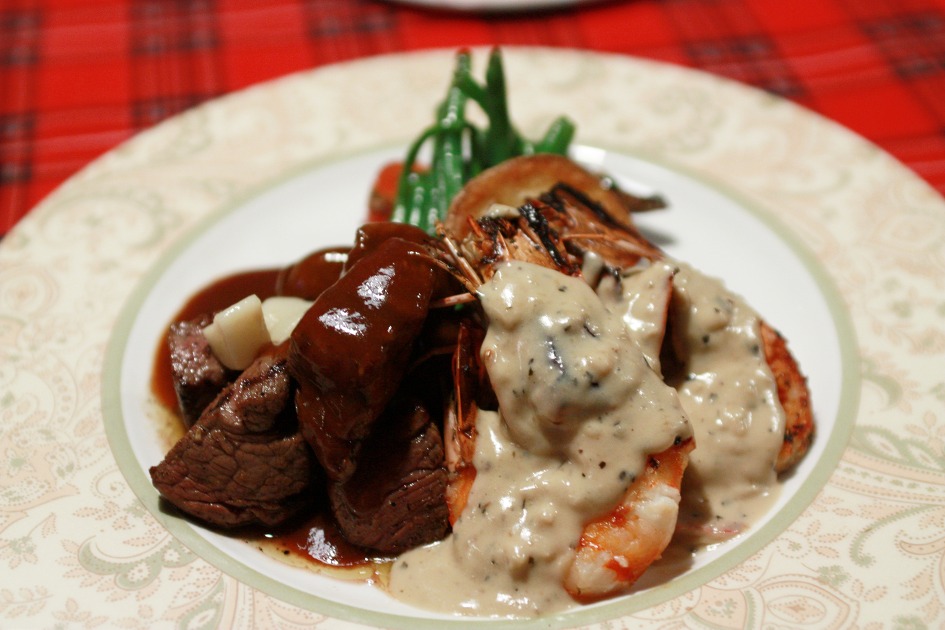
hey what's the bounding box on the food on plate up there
[438,151,814,547]
[147,48,814,617]
[151,347,317,528]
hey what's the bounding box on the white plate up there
[110,141,847,625]
[3,48,943,628]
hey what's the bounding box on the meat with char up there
[154,224,458,552]
[288,230,442,482]
[150,347,319,528]
[168,316,235,426]
[329,394,449,554]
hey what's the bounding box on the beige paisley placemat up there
[1,48,943,628]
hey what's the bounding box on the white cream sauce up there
[389,257,791,615]
[389,261,690,617]
[596,260,676,374]
[667,263,785,540]
[597,261,786,541]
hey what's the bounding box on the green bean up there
[436,68,469,218]
[391,48,576,233]
[392,126,438,225]
[535,116,576,155]
[481,48,521,166]
[453,73,487,109]
[422,177,441,233]
[464,123,485,180]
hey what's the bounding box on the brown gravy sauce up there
[150,255,390,576]
[248,510,393,579]
[151,269,281,412]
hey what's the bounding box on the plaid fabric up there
[3,0,945,236]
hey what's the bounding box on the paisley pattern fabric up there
[1,49,943,628]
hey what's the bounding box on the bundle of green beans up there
[391,48,575,234]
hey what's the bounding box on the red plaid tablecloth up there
[3,0,945,236]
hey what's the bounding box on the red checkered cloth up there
[3,0,945,236]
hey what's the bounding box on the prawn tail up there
[564,437,694,603]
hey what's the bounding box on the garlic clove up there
[202,295,270,371]
[262,296,313,345]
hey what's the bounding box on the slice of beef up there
[288,236,440,482]
[150,348,318,528]
[328,395,449,554]
[168,316,234,426]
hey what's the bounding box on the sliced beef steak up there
[328,395,449,554]
[168,316,234,426]
[150,348,318,528]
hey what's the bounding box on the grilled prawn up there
[445,153,813,476]
[436,153,814,597]
[438,203,695,601]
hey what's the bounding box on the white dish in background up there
[382,0,604,12]
[3,48,943,628]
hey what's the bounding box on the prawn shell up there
[564,436,694,603]
[761,321,814,473]
[444,154,648,239]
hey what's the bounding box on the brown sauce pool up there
[151,246,348,411]
[151,269,281,412]
[150,253,392,574]
[251,509,394,577]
